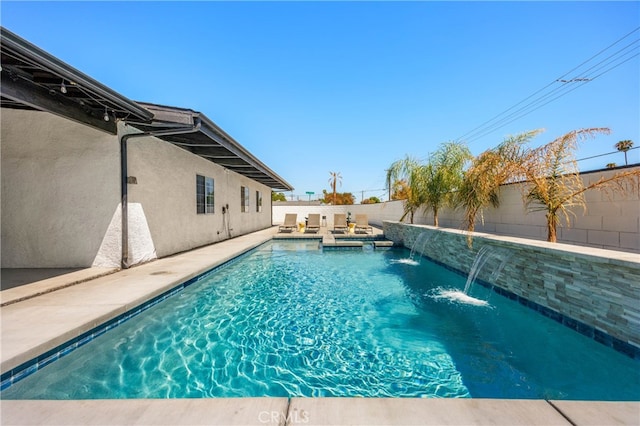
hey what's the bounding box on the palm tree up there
[615,140,633,166]
[520,128,640,242]
[385,156,425,223]
[459,130,541,246]
[328,171,342,205]
[423,141,472,226]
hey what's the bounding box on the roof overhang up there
[0,27,153,134]
[0,27,293,191]
[130,103,294,191]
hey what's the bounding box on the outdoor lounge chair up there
[306,213,321,233]
[355,214,373,234]
[333,213,348,234]
[279,213,297,232]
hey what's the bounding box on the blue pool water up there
[2,240,639,400]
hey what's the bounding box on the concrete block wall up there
[274,166,639,253]
[272,203,404,229]
[383,221,640,352]
[411,168,640,252]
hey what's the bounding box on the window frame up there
[196,174,214,215]
[240,185,250,213]
[256,190,262,213]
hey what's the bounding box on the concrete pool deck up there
[1,226,638,425]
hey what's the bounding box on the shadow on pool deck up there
[1,268,85,290]
[1,226,637,425]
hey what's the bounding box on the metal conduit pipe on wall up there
[119,118,202,269]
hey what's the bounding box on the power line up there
[576,146,639,163]
[463,49,639,144]
[460,37,639,144]
[455,27,640,145]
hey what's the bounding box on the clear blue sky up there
[2,1,638,201]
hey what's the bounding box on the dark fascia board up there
[131,103,195,126]
[0,27,153,124]
[198,115,294,191]
[136,102,294,192]
[1,69,118,133]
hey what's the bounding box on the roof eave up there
[132,102,294,192]
[0,27,153,123]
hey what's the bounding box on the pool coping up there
[1,226,638,425]
[1,398,638,425]
[0,227,277,375]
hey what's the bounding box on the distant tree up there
[391,179,411,200]
[328,172,342,205]
[321,190,354,205]
[615,140,633,165]
[272,191,287,202]
[459,130,540,246]
[362,196,381,204]
[606,163,617,169]
[339,192,355,205]
[520,128,640,242]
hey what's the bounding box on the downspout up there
[120,118,201,269]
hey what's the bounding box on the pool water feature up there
[432,245,512,307]
[2,241,639,400]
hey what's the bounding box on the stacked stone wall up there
[383,221,640,353]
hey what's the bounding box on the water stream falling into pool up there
[433,245,511,307]
[393,232,441,266]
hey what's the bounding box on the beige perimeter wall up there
[274,166,640,253]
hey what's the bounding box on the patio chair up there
[306,213,321,233]
[279,213,297,232]
[355,214,373,234]
[333,213,348,234]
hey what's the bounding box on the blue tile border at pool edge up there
[421,254,640,361]
[0,244,262,392]
[2,240,638,392]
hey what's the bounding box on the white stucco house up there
[1,27,293,270]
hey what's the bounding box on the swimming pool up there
[2,240,639,400]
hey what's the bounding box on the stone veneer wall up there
[383,221,640,353]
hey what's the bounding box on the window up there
[196,175,214,214]
[241,186,250,212]
[256,191,262,212]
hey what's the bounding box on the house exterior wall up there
[126,133,273,258]
[1,109,120,267]
[1,109,275,268]
[273,166,639,252]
